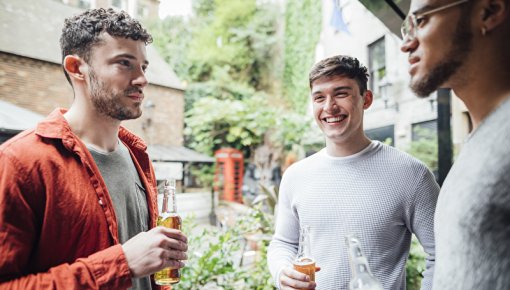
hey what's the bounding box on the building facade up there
[1,0,184,146]
[317,0,470,152]
[0,0,215,185]
[59,0,159,19]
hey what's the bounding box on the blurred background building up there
[316,0,471,155]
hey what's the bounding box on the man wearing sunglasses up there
[401,0,510,289]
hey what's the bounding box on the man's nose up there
[132,68,148,88]
[400,35,418,53]
[324,96,337,111]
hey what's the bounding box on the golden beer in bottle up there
[293,225,315,286]
[155,179,182,285]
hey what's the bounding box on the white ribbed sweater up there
[267,141,439,290]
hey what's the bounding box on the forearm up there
[267,239,297,289]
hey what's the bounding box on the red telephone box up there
[214,148,244,203]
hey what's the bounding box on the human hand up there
[279,265,321,289]
[122,226,188,278]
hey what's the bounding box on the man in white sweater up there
[267,55,439,290]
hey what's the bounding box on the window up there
[368,37,386,98]
[412,120,437,141]
[365,125,394,146]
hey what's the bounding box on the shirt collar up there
[34,108,147,151]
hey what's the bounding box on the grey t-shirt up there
[88,141,151,290]
[433,96,510,289]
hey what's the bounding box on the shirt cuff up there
[83,244,132,289]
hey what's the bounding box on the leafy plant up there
[189,163,216,188]
[174,217,239,290]
[175,205,276,290]
[282,0,322,114]
[407,127,438,172]
[184,94,312,159]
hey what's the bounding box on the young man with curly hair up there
[0,8,187,289]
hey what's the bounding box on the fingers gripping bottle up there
[155,179,182,285]
[345,235,384,290]
[292,225,316,285]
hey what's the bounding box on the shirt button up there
[98,199,103,205]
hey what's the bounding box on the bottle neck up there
[162,179,177,214]
[347,238,370,276]
[297,226,312,259]
[348,250,372,278]
[345,235,384,290]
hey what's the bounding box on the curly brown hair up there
[60,8,153,83]
[309,55,369,94]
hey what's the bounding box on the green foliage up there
[151,0,279,87]
[185,94,312,158]
[407,127,438,172]
[151,0,319,160]
[175,206,275,290]
[149,16,193,81]
[190,163,216,188]
[283,0,322,113]
[255,184,279,215]
[174,218,239,290]
[183,79,256,112]
[184,95,275,157]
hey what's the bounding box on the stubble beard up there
[89,69,142,121]
[411,16,473,97]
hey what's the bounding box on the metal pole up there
[437,88,453,186]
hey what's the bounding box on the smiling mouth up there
[323,115,347,123]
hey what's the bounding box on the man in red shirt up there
[0,8,187,289]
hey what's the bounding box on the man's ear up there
[362,90,373,109]
[63,55,86,81]
[479,0,509,32]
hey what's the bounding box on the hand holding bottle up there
[122,179,188,281]
[122,226,188,278]
[155,179,184,285]
[279,265,321,290]
[279,225,321,290]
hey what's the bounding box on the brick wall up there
[0,52,184,146]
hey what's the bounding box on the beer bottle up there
[155,179,182,285]
[293,225,316,283]
[345,235,384,290]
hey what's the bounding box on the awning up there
[0,100,44,133]
[147,144,214,163]
[359,0,409,37]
